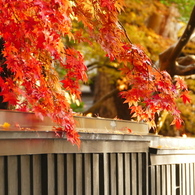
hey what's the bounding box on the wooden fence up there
[0,153,148,195]
[0,131,195,195]
[0,131,150,195]
[149,147,195,195]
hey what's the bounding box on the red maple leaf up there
[171,117,183,129]
[180,91,191,104]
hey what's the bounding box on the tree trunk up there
[93,70,117,118]
[91,69,130,120]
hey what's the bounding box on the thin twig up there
[118,20,132,44]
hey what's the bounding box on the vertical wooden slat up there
[110,153,117,195]
[185,163,190,195]
[20,155,30,195]
[75,154,83,195]
[194,163,195,195]
[131,153,137,195]
[166,165,171,195]
[137,153,143,195]
[84,153,92,195]
[141,153,148,195]
[103,153,109,195]
[161,165,166,195]
[47,154,55,195]
[150,166,156,195]
[124,153,131,195]
[7,156,18,195]
[67,154,74,195]
[179,164,183,195]
[181,164,186,195]
[92,154,99,195]
[0,156,5,195]
[156,165,161,195]
[117,153,124,195]
[57,154,65,195]
[32,155,41,195]
[189,163,194,195]
[171,164,176,195]
[175,164,180,195]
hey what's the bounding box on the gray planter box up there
[0,110,148,135]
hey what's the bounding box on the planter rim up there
[0,110,149,135]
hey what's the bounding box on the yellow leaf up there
[0,122,11,129]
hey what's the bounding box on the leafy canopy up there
[0,0,189,146]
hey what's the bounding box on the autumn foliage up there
[0,0,189,146]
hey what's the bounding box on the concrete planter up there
[0,110,149,135]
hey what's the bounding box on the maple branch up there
[166,53,195,76]
[118,20,132,44]
[175,62,195,75]
[87,61,99,68]
[87,62,119,72]
[83,88,119,115]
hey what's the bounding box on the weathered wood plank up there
[150,166,156,195]
[161,165,166,195]
[156,165,161,195]
[92,154,100,195]
[142,153,148,195]
[171,164,176,195]
[175,164,180,195]
[84,154,92,195]
[75,154,83,195]
[110,153,117,195]
[124,153,131,195]
[186,163,190,195]
[32,155,42,195]
[67,154,74,195]
[20,155,30,195]
[131,153,137,195]
[57,154,65,195]
[179,164,182,195]
[103,153,109,195]
[166,165,171,195]
[47,154,55,195]
[181,164,186,195]
[189,163,194,195]
[137,153,143,195]
[117,153,124,195]
[0,156,5,195]
[7,156,18,195]
[193,163,195,195]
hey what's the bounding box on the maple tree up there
[0,0,189,146]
